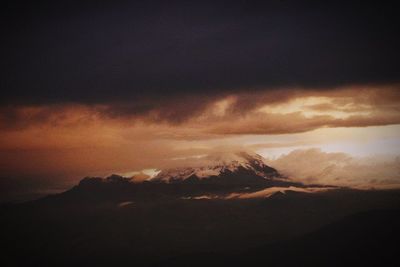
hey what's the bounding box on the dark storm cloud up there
[1,1,399,106]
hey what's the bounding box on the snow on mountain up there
[151,151,281,183]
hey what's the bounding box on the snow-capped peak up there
[151,151,280,183]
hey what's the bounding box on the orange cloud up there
[0,84,399,185]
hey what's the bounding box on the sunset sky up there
[1,1,399,198]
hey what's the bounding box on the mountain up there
[55,151,306,202]
[151,151,284,185]
[1,150,400,267]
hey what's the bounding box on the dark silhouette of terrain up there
[1,184,400,267]
[159,209,400,267]
[63,173,305,203]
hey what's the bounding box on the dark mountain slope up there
[158,209,400,267]
[1,190,400,267]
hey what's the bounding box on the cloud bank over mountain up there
[266,149,400,189]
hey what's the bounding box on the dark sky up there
[1,1,399,106]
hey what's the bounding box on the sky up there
[1,1,400,199]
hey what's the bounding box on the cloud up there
[1,2,399,106]
[210,111,400,135]
[2,85,400,134]
[0,85,399,189]
[265,148,400,189]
